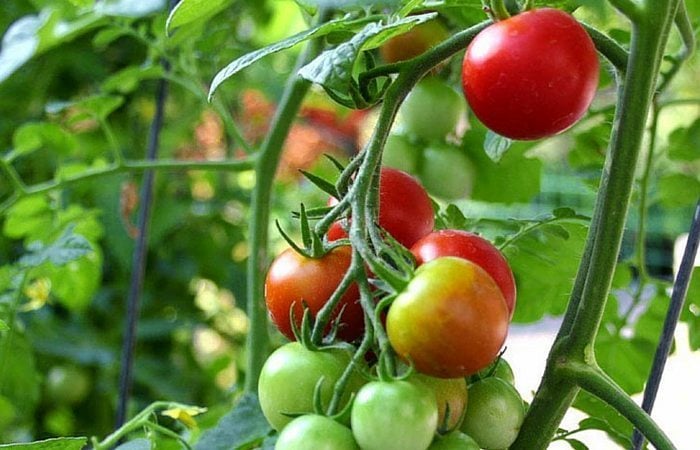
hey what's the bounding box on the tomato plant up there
[351,380,438,450]
[411,230,517,317]
[398,77,464,142]
[460,377,526,449]
[462,8,599,140]
[418,144,474,200]
[410,373,468,433]
[264,246,363,341]
[387,257,509,377]
[328,167,434,248]
[275,415,359,450]
[257,342,365,431]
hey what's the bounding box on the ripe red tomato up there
[387,257,509,378]
[264,246,363,342]
[461,8,599,140]
[411,230,516,318]
[328,167,434,248]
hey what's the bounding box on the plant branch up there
[559,362,676,450]
[243,10,331,393]
[583,23,630,74]
[0,158,26,193]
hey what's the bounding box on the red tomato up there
[461,8,599,140]
[328,168,434,248]
[387,257,509,378]
[264,246,363,342]
[411,230,516,318]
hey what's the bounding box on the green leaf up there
[667,119,700,161]
[0,332,40,421]
[657,172,700,209]
[19,225,93,269]
[102,65,165,93]
[0,438,87,450]
[462,124,542,203]
[10,122,77,161]
[3,196,53,241]
[114,438,151,450]
[564,438,589,450]
[209,16,354,99]
[92,27,129,49]
[93,0,166,17]
[681,267,700,350]
[295,0,400,15]
[484,131,512,163]
[42,250,103,311]
[194,393,271,450]
[503,221,588,323]
[298,14,435,97]
[568,122,610,170]
[595,331,655,394]
[166,0,233,35]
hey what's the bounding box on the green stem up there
[99,117,125,165]
[0,158,26,193]
[583,24,630,74]
[559,362,676,450]
[0,271,29,395]
[609,0,643,20]
[243,11,330,393]
[512,2,680,448]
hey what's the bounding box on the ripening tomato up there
[380,19,449,64]
[327,168,434,248]
[387,257,509,378]
[462,8,599,140]
[418,144,474,200]
[411,230,516,318]
[264,246,363,342]
[410,373,468,433]
[399,77,465,142]
[258,343,366,431]
[275,415,360,450]
[382,133,421,175]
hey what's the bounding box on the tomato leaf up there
[209,16,356,99]
[0,437,87,450]
[573,393,633,448]
[10,123,77,161]
[656,172,700,209]
[0,332,40,426]
[484,131,513,163]
[19,225,93,269]
[667,119,700,161]
[194,393,271,450]
[166,0,232,35]
[294,0,400,15]
[563,438,589,450]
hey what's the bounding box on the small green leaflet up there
[484,130,513,163]
[294,0,400,15]
[298,13,435,92]
[0,438,87,450]
[166,0,233,35]
[19,225,93,269]
[208,16,354,99]
[194,393,271,450]
[93,0,166,17]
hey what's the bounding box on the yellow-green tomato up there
[419,144,474,200]
[45,366,91,405]
[258,342,365,430]
[382,133,421,175]
[398,77,465,142]
[275,415,359,450]
[351,380,438,450]
[428,431,480,450]
[460,377,525,449]
[410,373,468,433]
[473,358,515,386]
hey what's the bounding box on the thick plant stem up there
[511,2,679,448]
[243,15,327,393]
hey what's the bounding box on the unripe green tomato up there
[382,133,421,175]
[460,377,525,449]
[258,343,366,431]
[275,415,359,450]
[410,373,468,433]
[473,358,515,385]
[45,365,91,405]
[351,380,438,450]
[419,144,474,200]
[428,431,480,450]
[399,77,465,142]
[380,19,450,64]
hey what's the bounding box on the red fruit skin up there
[264,246,363,342]
[462,8,599,140]
[411,230,516,318]
[327,168,435,248]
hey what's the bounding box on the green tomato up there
[382,133,421,175]
[428,431,480,450]
[460,378,525,449]
[351,380,438,450]
[473,358,515,386]
[418,144,474,200]
[275,415,359,450]
[45,365,91,405]
[399,77,464,142]
[410,373,468,433]
[258,343,366,431]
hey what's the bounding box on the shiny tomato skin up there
[428,431,480,450]
[411,229,516,318]
[327,168,434,248]
[275,415,360,450]
[462,8,599,140]
[264,246,363,342]
[410,373,468,433]
[387,257,509,378]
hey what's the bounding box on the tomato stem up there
[489,0,511,20]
